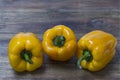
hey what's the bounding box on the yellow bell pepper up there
[77,30,117,71]
[8,32,43,72]
[42,25,77,61]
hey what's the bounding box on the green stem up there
[21,50,33,64]
[77,50,93,69]
[53,35,66,47]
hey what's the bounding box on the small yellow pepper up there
[8,32,43,72]
[77,30,117,71]
[42,25,77,61]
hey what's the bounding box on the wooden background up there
[0,0,120,80]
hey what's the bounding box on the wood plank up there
[0,0,119,24]
[0,19,119,37]
[0,0,119,9]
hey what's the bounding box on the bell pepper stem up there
[77,55,86,69]
[24,53,33,64]
[21,50,33,64]
[77,50,93,69]
[53,35,66,47]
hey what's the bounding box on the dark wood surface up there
[0,0,120,80]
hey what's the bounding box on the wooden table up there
[0,0,120,80]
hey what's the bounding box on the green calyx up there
[21,49,33,64]
[77,49,93,69]
[53,35,66,47]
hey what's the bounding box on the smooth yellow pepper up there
[8,32,43,72]
[42,25,77,61]
[77,30,117,71]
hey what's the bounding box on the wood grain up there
[0,0,120,80]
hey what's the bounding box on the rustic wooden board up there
[0,0,120,80]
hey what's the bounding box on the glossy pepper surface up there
[77,30,117,71]
[8,32,43,72]
[42,25,77,61]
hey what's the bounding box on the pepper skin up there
[42,25,77,61]
[77,30,117,71]
[8,32,43,72]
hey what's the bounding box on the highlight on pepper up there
[8,32,43,72]
[42,25,77,61]
[77,30,117,71]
